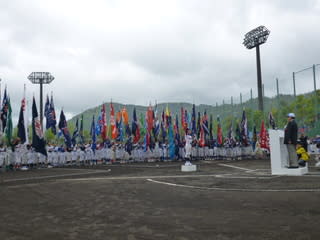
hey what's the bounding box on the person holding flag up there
[184,128,193,161]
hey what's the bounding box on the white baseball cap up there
[287,113,295,118]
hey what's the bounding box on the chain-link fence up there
[215,64,320,137]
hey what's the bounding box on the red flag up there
[199,119,205,147]
[147,105,154,132]
[145,112,151,148]
[217,121,223,145]
[101,104,107,140]
[134,126,140,144]
[181,107,187,133]
[110,102,117,139]
[259,120,269,150]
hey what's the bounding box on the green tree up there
[45,128,56,144]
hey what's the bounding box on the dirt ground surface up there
[1,159,320,240]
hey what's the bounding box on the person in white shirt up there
[185,129,193,160]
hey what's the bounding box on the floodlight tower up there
[28,72,54,128]
[243,26,270,112]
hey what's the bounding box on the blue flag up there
[168,118,175,159]
[48,94,57,134]
[96,112,102,135]
[1,87,8,131]
[44,95,50,130]
[191,104,196,136]
[58,110,72,148]
[240,110,248,146]
[90,115,96,153]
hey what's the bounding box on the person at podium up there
[284,113,299,168]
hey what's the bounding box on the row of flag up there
[67,103,272,154]
[0,86,273,156]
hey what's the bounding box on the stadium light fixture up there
[28,72,55,128]
[243,26,270,112]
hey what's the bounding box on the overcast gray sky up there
[1,0,320,121]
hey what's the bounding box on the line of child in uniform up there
[1,141,255,171]
[1,136,257,171]
[0,140,46,171]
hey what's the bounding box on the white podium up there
[269,129,308,176]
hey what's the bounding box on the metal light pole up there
[243,26,270,112]
[28,72,54,128]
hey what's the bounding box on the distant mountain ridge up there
[67,94,296,131]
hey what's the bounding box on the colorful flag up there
[44,95,50,130]
[191,104,196,136]
[79,115,84,144]
[110,102,117,139]
[0,87,8,132]
[122,107,131,137]
[260,120,270,150]
[147,105,154,133]
[174,114,179,135]
[145,105,154,147]
[48,94,57,135]
[201,112,210,135]
[174,114,181,145]
[90,115,96,153]
[116,111,123,142]
[160,121,166,143]
[96,112,102,135]
[31,97,47,156]
[5,97,12,146]
[17,96,26,144]
[165,104,170,128]
[199,119,205,147]
[185,109,189,130]
[132,107,140,143]
[240,110,248,146]
[153,104,160,139]
[197,112,201,139]
[209,114,213,140]
[217,116,223,146]
[168,118,175,159]
[252,125,257,151]
[181,107,188,133]
[58,110,72,148]
[101,104,108,141]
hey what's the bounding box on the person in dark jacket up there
[284,113,298,168]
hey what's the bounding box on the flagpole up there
[24,84,29,144]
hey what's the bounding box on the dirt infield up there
[1,159,320,240]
